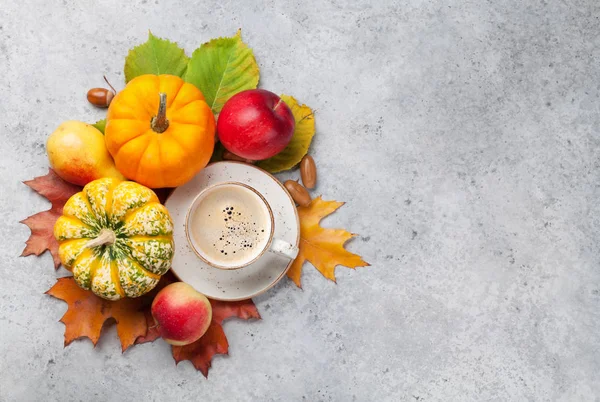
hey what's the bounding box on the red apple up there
[217,89,295,160]
[151,282,212,346]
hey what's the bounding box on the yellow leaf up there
[287,197,370,287]
[257,95,315,173]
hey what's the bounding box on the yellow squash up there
[54,178,174,300]
[105,74,215,188]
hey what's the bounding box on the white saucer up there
[165,161,299,301]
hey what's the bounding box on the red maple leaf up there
[20,169,81,269]
[137,297,260,377]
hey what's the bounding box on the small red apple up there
[217,89,295,160]
[151,282,212,346]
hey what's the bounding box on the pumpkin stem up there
[85,228,117,248]
[151,92,169,133]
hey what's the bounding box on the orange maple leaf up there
[46,277,148,352]
[20,169,80,269]
[287,196,370,287]
[45,274,260,375]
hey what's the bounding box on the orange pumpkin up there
[105,74,215,188]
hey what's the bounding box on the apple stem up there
[151,93,169,133]
[85,228,116,248]
[273,98,284,111]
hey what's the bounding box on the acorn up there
[87,76,116,108]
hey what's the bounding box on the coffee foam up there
[188,184,271,267]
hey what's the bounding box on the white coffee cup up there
[185,182,299,270]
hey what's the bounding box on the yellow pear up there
[47,121,125,186]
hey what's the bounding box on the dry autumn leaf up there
[46,273,176,351]
[46,277,148,352]
[172,299,260,377]
[138,298,260,377]
[172,321,228,377]
[20,170,172,270]
[135,310,160,344]
[20,169,81,269]
[287,196,370,287]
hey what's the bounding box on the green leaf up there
[185,30,259,114]
[124,31,189,83]
[257,95,315,173]
[92,119,106,134]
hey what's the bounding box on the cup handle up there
[268,238,299,260]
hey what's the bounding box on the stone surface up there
[1,0,600,400]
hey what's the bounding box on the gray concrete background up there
[1,0,599,401]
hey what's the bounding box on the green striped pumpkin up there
[54,178,174,300]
